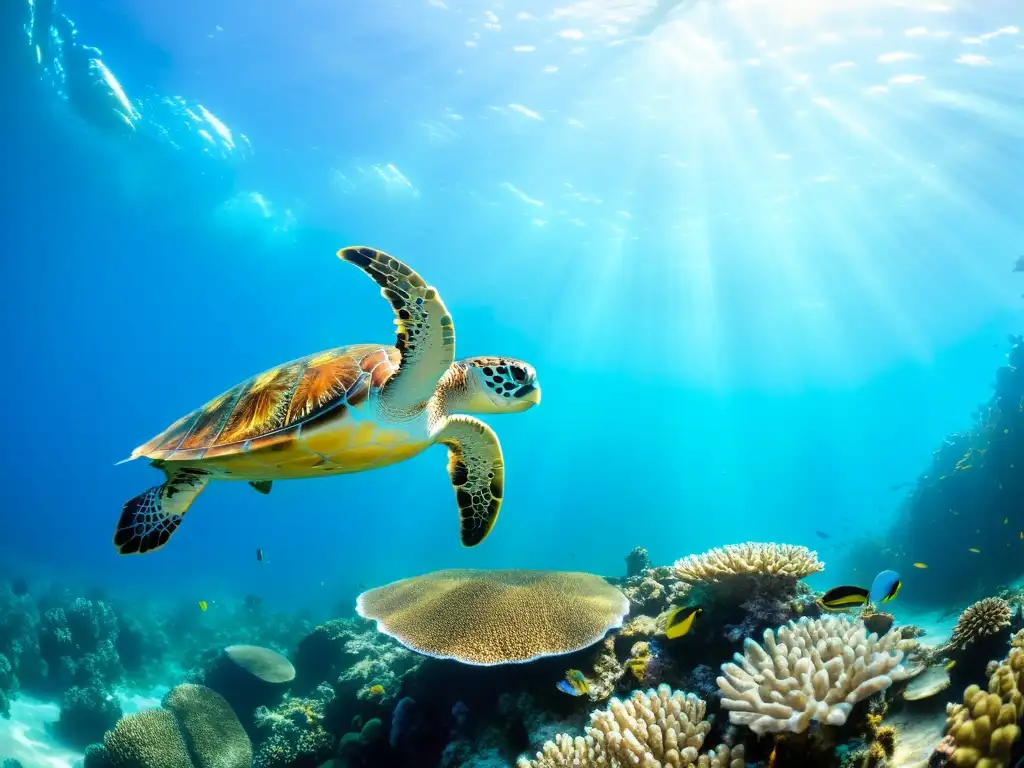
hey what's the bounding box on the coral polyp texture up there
[356,569,630,665]
[673,543,823,599]
[97,683,252,768]
[716,615,910,736]
[940,629,1024,768]
[949,597,1013,651]
[517,684,745,768]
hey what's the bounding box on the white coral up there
[518,685,744,768]
[716,615,910,736]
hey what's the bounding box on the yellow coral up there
[942,631,1024,768]
[356,569,629,665]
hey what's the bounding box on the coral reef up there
[626,547,652,579]
[950,598,1013,651]
[54,684,123,749]
[674,543,824,603]
[717,616,912,735]
[356,569,630,665]
[939,630,1024,767]
[848,336,1024,609]
[252,684,336,768]
[85,683,252,768]
[517,684,744,768]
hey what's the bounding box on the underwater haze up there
[2,0,1024,766]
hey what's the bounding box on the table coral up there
[717,616,911,735]
[357,569,630,665]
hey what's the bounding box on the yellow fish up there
[913,562,928,569]
[664,606,703,639]
[198,600,208,611]
[945,660,957,671]
[968,548,981,554]
[367,684,385,697]
[556,669,589,697]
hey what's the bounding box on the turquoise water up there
[2,0,1023,766]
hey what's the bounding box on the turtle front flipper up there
[113,467,211,555]
[435,415,504,546]
[338,246,456,411]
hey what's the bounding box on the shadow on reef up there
[850,335,1024,609]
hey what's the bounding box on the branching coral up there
[517,685,744,768]
[950,598,1013,651]
[357,569,630,665]
[717,616,911,735]
[673,543,823,602]
[940,629,1024,767]
[252,684,335,768]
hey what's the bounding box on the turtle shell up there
[134,344,401,462]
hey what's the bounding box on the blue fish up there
[556,669,589,697]
[869,570,901,604]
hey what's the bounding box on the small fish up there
[945,660,957,671]
[1004,518,1009,525]
[1020,531,1023,540]
[198,600,208,612]
[869,570,902,604]
[913,562,928,569]
[968,547,981,554]
[256,548,265,562]
[818,585,870,611]
[1014,255,1024,273]
[556,669,589,697]
[664,606,703,639]
[815,530,831,539]
[367,684,385,697]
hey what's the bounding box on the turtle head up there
[448,356,541,414]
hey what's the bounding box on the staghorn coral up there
[950,598,1013,651]
[92,683,251,768]
[517,685,744,768]
[357,569,630,665]
[717,615,911,735]
[674,543,823,602]
[940,629,1024,768]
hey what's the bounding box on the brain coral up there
[717,616,910,735]
[518,684,744,768]
[356,569,630,665]
[101,683,251,768]
[950,598,1012,651]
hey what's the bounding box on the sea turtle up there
[115,246,541,555]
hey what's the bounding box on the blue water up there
[2,0,1023,621]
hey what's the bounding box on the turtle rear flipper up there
[114,467,210,555]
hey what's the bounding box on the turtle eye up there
[510,366,527,382]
